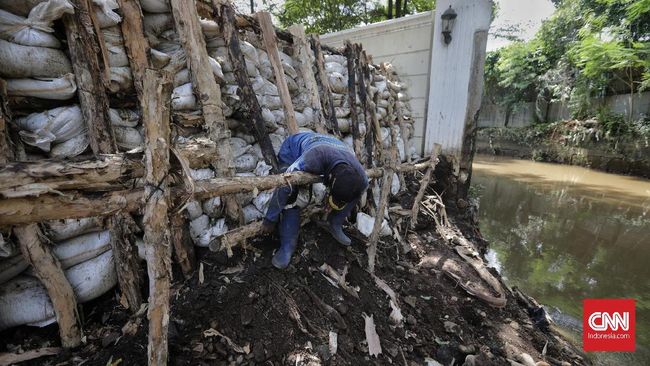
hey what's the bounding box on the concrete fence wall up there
[478,91,650,128]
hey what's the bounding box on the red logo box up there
[583,299,635,352]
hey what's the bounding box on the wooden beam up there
[141,68,173,366]
[345,42,361,158]
[257,12,299,135]
[357,47,372,167]
[219,2,279,172]
[171,212,195,278]
[0,138,219,199]
[310,35,340,136]
[411,143,441,226]
[171,0,243,221]
[14,224,81,348]
[289,24,326,134]
[63,0,117,155]
[0,80,13,164]
[117,0,150,99]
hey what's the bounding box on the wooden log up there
[0,138,218,198]
[411,143,441,226]
[310,35,340,136]
[117,0,150,99]
[171,212,196,278]
[357,48,373,167]
[209,221,263,254]
[219,2,279,172]
[345,42,361,158]
[109,212,143,312]
[63,0,117,155]
[257,12,299,135]
[14,224,81,348]
[289,24,326,134]
[0,80,13,164]
[367,125,399,273]
[0,348,62,365]
[141,68,173,366]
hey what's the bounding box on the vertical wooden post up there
[171,212,196,278]
[63,0,117,156]
[257,12,299,135]
[15,224,82,348]
[109,213,143,311]
[356,47,372,167]
[367,125,398,273]
[411,143,441,226]
[310,35,340,136]
[345,42,361,158]
[117,0,150,99]
[142,68,173,366]
[0,80,13,164]
[171,0,244,223]
[289,24,326,134]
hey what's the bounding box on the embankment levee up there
[476,128,650,179]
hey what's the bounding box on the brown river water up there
[472,155,650,365]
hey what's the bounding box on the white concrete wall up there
[320,13,435,154]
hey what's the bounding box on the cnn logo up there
[583,299,635,352]
[587,312,629,331]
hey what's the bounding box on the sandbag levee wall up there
[0,0,423,361]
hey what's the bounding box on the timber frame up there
[0,1,438,364]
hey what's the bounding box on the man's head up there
[328,164,365,210]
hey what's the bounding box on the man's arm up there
[263,159,303,224]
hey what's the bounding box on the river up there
[471,155,650,365]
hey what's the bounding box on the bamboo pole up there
[411,143,441,226]
[288,24,326,134]
[257,11,299,135]
[219,1,279,172]
[63,0,117,155]
[311,35,340,136]
[141,69,174,366]
[14,224,82,348]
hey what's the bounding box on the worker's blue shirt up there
[264,132,368,223]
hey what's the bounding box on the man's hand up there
[261,219,275,234]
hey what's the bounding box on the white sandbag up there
[173,68,190,87]
[0,255,29,285]
[295,107,314,127]
[103,27,129,67]
[14,105,84,152]
[94,0,121,28]
[313,183,326,203]
[335,107,349,118]
[171,82,197,110]
[5,73,76,100]
[190,168,215,180]
[259,95,282,109]
[202,197,222,218]
[239,41,258,64]
[0,1,44,17]
[67,250,116,303]
[252,76,278,96]
[337,118,350,133]
[140,0,169,13]
[261,108,277,127]
[374,80,387,94]
[143,12,173,35]
[387,80,402,92]
[397,135,405,162]
[269,133,284,154]
[271,110,285,125]
[0,276,54,331]
[358,122,367,137]
[245,59,259,77]
[200,19,220,38]
[282,61,298,79]
[0,39,72,78]
[328,72,347,94]
[254,161,272,177]
[356,212,391,238]
[0,234,14,257]
[230,137,251,158]
[46,217,103,241]
[391,173,400,195]
[285,75,298,92]
[325,62,345,75]
[343,135,353,149]
[185,200,203,220]
[242,204,263,224]
[189,214,209,243]
[113,126,143,150]
[195,219,228,247]
[109,108,139,127]
[109,66,133,92]
[324,54,346,64]
[252,190,273,213]
[380,127,391,148]
[0,0,73,48]
[53,230,111,269]
[50,133,89,158]
[234,153,258,173]
[209,56,224,81]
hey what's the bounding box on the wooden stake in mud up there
[171,0,243,223]
[109,213,143,312]
[0,80,13,164]
[141,69,174,366]
[14,224,81,348]
[63,0,117,155]
[117,0,150,99]
[411,143,442,226]
[257,11,299,135]
[367,125,399,273]
[171,212,196,278]
[345,42,361,158]
[310,35,340,136]
[289,24,326,134]
[357,48,373,167]
[219,2,279,172]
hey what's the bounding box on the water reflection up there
[472,156,650,364]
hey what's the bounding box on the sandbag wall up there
[0,0,418,334]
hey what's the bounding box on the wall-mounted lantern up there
[441,5,457,45]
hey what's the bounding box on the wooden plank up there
[345,42,361,158]
[411,143,441,226]
[117,0,150,99]
[14,224,81,348]
[288,24,326,134]
[141,68,173,366]
[257,12,299,135]
[63,0,117,155]
[109,212,143,312]
[0,347,62,365]
[171,0,243,221]
[219,2,279,172]
[310,35,340,136]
